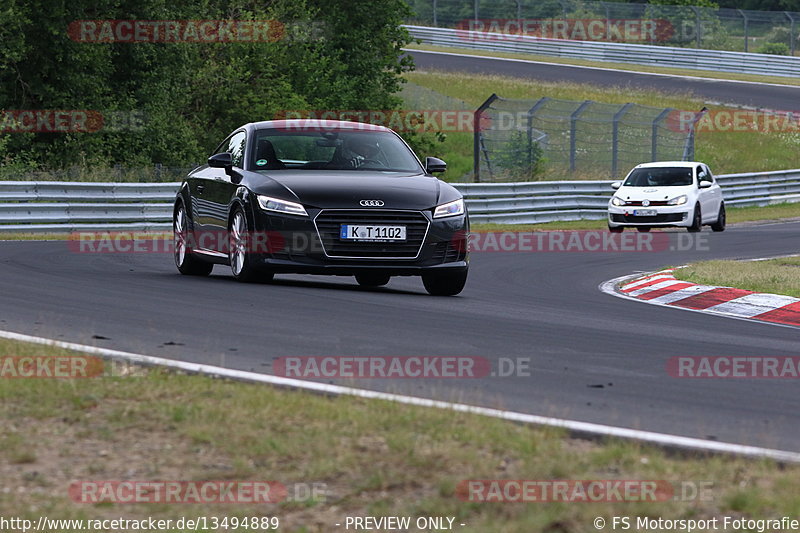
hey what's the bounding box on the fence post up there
[601,2,611,42]
[433,0,437,26]
[474,94,499,183]
[651,108,673,162]
[611,103,633,177]
[526,97,550,175]
[690,6,701,48]
[682,107,708,161]
[785,12,796,56]
[738,9,749,52]
[474,0,479,24]
[570,100,592,174]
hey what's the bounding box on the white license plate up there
[340,224,406,241]
[633,209,658,216]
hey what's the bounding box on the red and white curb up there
[601,268,800,328]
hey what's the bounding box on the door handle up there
[197,185,205,194]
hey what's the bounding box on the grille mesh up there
[315,210,429,258]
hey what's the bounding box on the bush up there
[756,42,790,55]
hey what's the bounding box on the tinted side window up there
[227,131,247,167]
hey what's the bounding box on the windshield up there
[250,128,422,172]
[623,167,693,187]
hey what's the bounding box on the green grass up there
[3,338,800,532]
[407,43,800,87]
[405,70,800,180]
[674,256,800,298]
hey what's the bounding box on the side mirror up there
[208,152,242,183]
[699,180,712,189]
[425,157,447,174]
[208,152,233,169]
[611,181,621,190]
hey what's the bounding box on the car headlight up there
[667,194,688,206]
[611,196,626,207]
[256,195,308,216]
[433,198,465,218]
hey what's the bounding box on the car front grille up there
[622,200,669,206]
[611,213,685,223]
[314,209,429,259]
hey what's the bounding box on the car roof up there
[245,119,392,132]
[632,161,704,169]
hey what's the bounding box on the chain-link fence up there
[407,0,800,55]
[475,95,699,181]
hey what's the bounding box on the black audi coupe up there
[173,119,469,295]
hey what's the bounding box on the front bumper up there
[607,205,690,227]
[249,205,469,276]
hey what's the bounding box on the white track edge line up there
[2,327,800,463]
[403,48,800,89]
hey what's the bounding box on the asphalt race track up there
[408,49,800,110]
[1,222,799,450]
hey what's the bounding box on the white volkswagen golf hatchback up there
[607,161,725,233]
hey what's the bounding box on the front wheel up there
[174,203,213,276]
[422,269,468,296]
[687,204,702,233]
[229,208,273,283]
[636,227,651,233]
[608,225,624,233]
[711,203,726,232]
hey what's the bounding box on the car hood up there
[614,185,694,202]
[246,170,447,210]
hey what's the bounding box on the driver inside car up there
[343,137,381,168]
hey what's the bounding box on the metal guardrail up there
[0,170,798,231]
[456,169,800,224]
[405,25,800,78]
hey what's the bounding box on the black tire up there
[636,227,651,233]
[687,204,702,233]
[174,202,213,276]
[711,203,726,232]
[229,208,273,283]
[608,225,624,233]
[422,268,468,296]
[355,273,390,287]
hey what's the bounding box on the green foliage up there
[491,130,545,180]
[756,41,790,54]
[0,0,414,171]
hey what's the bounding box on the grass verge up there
[2,338,800,532]
[674,256,800,298]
